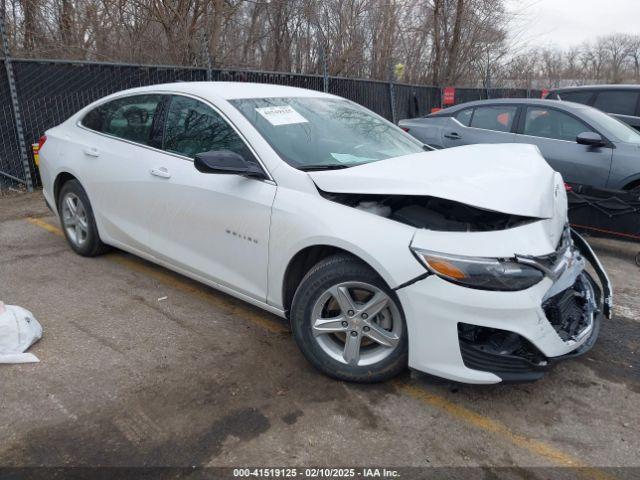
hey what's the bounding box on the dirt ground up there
[0,192,638,479]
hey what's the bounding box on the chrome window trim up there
[450,116,517,135]
[450,117,468,128]
[515,132,587,145]
[75,90,276,184]
[454,122,517,135]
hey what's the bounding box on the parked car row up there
[399,98,640,191]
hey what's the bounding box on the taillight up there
[401,127,410,132]
[33,135,47,167]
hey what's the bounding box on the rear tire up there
[58,179,110,257]
[290,254,408,383]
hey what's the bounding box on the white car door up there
[145,94,276,302]
[75,94,165,254]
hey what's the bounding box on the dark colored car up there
[545,85,640,132]
[398,99,640,190]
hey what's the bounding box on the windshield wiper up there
[297,164,353,171]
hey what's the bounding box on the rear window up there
[470,106,518,133]
[593,91,639,116]
[81,94,163,146]
[557,91,593,105]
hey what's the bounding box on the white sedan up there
[38,82,612,384]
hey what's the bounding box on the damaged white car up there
[38,83,612,384]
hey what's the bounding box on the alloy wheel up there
[61,192,89,247]
[310,281,402,367]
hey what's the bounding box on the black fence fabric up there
[0,59,24,189]
[568,184,640,242]
[0,58,540,191]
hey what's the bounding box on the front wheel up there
[290,254,408,383]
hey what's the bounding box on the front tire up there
[58,179,109,257]
[290,254,408,383]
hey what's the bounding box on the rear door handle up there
[83,147,100,157]
[444,132,461,140]
[150,166,171,179]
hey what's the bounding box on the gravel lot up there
[0,192,638,478]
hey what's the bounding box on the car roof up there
[550,84,640,92]
[98,81,336,102]
[434,98,589,114]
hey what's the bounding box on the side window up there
[523,107,592,142]
[81,107,104,131]
[470,106,518,132]
[558,91,593,105]
[163,96,256,163]
[82,95,163,145]
[593,90,639,116]
[454,108,473,126]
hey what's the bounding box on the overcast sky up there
[508,0,640,48]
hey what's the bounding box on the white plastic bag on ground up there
[0,302,42,363]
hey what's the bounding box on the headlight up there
[412,248,544,291]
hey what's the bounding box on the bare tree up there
[600,34,632,83]
[3,0,636,88]
[629,36,640,82]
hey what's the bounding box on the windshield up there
[230,97,425,169]
[582,108,640,145]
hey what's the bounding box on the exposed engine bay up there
[320,190,538,232]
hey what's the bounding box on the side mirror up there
[576,132,605,147]
[194,150,265,178]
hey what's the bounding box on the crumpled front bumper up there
[396,230,612,384]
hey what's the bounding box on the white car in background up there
[38,82,612,384]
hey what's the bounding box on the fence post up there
[0,10,32,192]
[321,43,329,93]
[388,64,397,124]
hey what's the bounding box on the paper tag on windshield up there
[256,106,308,126]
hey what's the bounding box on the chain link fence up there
[0,61,24,189]
[0,57,542,194]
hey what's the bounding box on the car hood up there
[309,143,558,219]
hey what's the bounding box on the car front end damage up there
[309,143,612,383]
[396,226,612,384]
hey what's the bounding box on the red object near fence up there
[443,87,456,106]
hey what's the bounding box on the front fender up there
[266,188,424,309]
